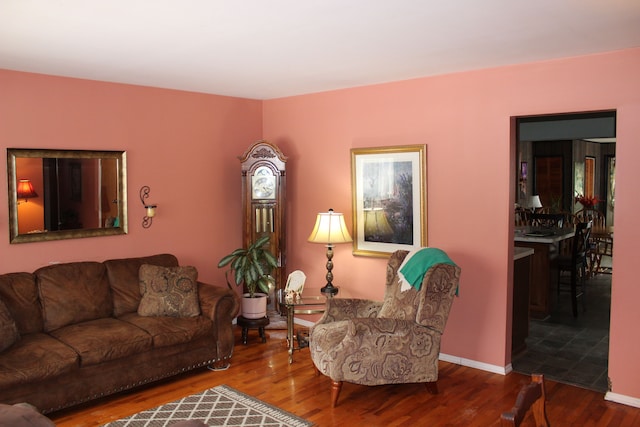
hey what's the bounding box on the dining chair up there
[515,207,530,227]
[501,374,550,427]
[575,208,604,225]
[528,213,565,228]
[556,221,592,317]
[559,211,578,228]
[575,209,611,276]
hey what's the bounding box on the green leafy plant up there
[217,235,278,298]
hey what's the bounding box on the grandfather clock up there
[239,140,287,298]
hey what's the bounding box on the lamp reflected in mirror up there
[17,179,38,204]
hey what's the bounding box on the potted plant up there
[217,235,278,319]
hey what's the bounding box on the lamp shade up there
[529,195,543,209]
[308,209,352,244]
[17,179,38,200]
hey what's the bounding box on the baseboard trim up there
[605,391,640,408]
[439,353,511,375]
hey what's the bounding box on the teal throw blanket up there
[398,248,458,294]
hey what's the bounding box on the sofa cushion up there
[119,313,213,348]
[0,299,20,353]
[48,318,152,366]
[138,265,201,318]
[35,262,113,332]
[0,333,79,389]
[104,254,179,317]
[0,272,43,334]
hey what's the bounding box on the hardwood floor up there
[50,327,639,426]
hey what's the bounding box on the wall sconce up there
[307,208,353,296]
[139,185,157,228]
[17,179,38,204]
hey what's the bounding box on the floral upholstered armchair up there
[309,249,460,407]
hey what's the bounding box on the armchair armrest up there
[317,298,383,324]
[198,282,240,360]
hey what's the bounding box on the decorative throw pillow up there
[0,298,20,353]
[138,265,201,318]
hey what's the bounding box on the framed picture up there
[519,161,528,200]
[351,145,427,257]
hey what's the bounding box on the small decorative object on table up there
[575,193,599,209]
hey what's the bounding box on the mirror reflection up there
[8,149,128,243]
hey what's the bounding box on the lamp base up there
[320,284,339,297]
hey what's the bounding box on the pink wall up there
[0,70,263,286]
[263,48,640,401]
[1,47,639,403]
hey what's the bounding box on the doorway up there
[511,111,615,392]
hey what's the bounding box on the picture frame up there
[351,145,427,257]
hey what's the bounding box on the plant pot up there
[241,293,268,319]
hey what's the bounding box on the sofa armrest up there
[317,298,382,324]
[198,282,240,361]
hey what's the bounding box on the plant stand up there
[237,316,270,344]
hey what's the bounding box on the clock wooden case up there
[239,140,287,294]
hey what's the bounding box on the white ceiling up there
[1,1,640,100]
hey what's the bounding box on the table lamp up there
[528,195,542,213]
[307,209,352,296]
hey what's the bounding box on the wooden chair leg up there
[570,269,578,317]
[330,380,343,407]
[425,381,438,394]
[313,364,321,376]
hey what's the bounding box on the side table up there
[278,294,327,363]
[237,315,269,344]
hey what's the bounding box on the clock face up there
[252,166,276,199]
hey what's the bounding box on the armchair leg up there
[425,381,438,394]
[330,380,343,407]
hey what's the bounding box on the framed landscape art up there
[351,145,427,257]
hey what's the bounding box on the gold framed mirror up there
[7,149,128,244]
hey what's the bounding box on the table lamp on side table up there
[308,208,353,297]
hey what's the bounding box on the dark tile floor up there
[511,257,611,392]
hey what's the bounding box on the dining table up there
[514,226,575,319]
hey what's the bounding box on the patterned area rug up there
[102,385,313,427]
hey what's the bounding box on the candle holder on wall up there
[139,185,157,228]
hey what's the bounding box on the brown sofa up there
[0,254,239,414]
